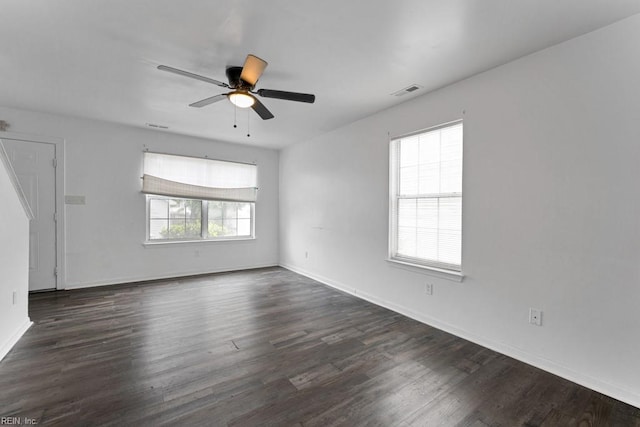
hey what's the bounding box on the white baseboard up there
[0,318,32,362]
[280,263,640,409]
[63,263,279,290]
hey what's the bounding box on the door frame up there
[0,131,65,290]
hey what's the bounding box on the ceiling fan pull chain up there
[247,108,250,137]
[233,104,237,128]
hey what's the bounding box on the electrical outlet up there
[529,308,542,326]
[305,251,308,259]
[425,283,433,295]
[12,291,17,305]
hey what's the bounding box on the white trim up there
[280,263,640,410]
[389,118,464,141]
[0,318,32,362]
[0,131,66,290]
[386,258,464,282]
[63,263,278,290]
[143,237,256,247]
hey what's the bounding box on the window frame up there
[145,195,256,243]
[388,120,464,279]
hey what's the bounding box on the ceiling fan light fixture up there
[228,91,255,108]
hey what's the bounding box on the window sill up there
[143,237,255,247]
[386,258,464,282]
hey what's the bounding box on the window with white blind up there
[389,121,463,273]
[142,152,257,242]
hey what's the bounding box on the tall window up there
[389,121,463,272]
[142,152,257,241]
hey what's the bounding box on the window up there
[389,121,463,273]
[142,152,257,241]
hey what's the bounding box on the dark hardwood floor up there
[1,267,638,426]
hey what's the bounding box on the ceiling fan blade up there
[189,94,227,108]
[158,65,229,88]
[251,97,274,120]
[240,55,268,87]
[257,89,315,103]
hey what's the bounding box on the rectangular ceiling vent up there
[146,123,169,130]
[391,84,423,97]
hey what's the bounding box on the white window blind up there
[390,121,463,272]
[142,152,257,202]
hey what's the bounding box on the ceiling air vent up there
[146,123,169,130]
[391,84,423,97]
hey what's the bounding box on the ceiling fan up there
[158,54,315,120]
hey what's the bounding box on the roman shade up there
[142,152,257,202]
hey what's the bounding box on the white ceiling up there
[1,1,639,149]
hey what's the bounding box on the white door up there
[3,139,57,291]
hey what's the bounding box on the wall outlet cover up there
[529,308,543,326]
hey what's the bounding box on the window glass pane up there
[208,219,224,237]
[165,199,202,220]
[415,228,438,261]
[149,199,168,219]
[438,230,461,266]
[168,199,185,219]
[209,201,223,220]
[186,219,202,237]
[440,124,463,160]
[149,219,167,240]
[438,197,462,266]
[238,203,251,219]
[440,159,462,193]
[439,197,462,231]
[185,200,202,219]
[399,136,419,166]
[440,124,463,194]
[164,219,201,239]
[418,131,440,164]
[399,165,419,195]
[397,227,417,258]
[398,199,417,228]
[222,219,237,236]
[418,162,440,195]
[418,132,441,194]
[416,199,438,229]
[237,219,251,236]
[223,202,238,218]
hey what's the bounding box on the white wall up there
[0,107,279,288]
[279,15,640,407]
[0,140,31,360]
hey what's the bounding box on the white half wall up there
[279,15,640,407]
[0,107,280,288]
[0,140,31,361]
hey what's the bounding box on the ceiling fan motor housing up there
[226,66,251,89]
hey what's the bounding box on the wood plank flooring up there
[1,267,638,426]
